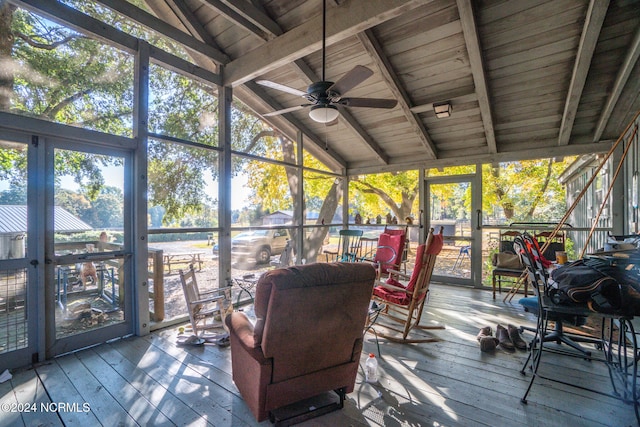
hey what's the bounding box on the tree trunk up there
[279,135,339,263]
[526,159,553,219]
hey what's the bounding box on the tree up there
[244,131,341,262]
[482,159,570,223]
[350,171,419,223]
[0,185,26,204]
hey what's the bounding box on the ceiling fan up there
[256,0,398,124]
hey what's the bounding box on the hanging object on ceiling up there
[256,0,397,123]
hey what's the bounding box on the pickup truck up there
[213,228,291,264]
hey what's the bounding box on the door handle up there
[476,209,482,230]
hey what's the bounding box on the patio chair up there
[179,264,232,336]
[492,230,526,299]
[369,227,445,343]
[323,229,363,262]
[513,233,601,404]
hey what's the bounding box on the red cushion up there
[375,232,406,273]
[373,286,410,305]
[374,230,442,306]
[426,233,443,255]
[405,244,426,293]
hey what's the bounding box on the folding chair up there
[369,227,445,343]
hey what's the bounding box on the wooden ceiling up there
[73,0,640,173]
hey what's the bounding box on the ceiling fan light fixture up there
[309,105,339,123]
[433,101,452,119]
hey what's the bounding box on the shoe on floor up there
[496,324,515,352]
[476,326,492,341]
[477,326,499,352]
[507,324,527,350]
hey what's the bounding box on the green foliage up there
[0,147,27,185]
[482,159,572,223]
[0,185,27,204]
[55,186,123,228]
[9,6,133,135]
[147,142,216,225]
[350,171,419,221]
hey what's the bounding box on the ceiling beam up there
[357,29,438,159]
[199,0,279,41]
[222,0,427,86]
[153,0,219,70]
[219,0,282,38]
[456,0,497,154]
[166,0,222,47]
[95,0,229,63]
[149,46,221,86]
[593,24,640,142]
[557,0,609,146]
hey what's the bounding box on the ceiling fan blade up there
[256,80,307,97]
[327,65,373,97]
[262,104,310,116]
[339,97,398,109]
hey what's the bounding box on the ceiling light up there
[309,105,339,123]
[433,101,452,119]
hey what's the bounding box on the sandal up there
[177,335,205,346]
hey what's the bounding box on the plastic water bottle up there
[365,353,378,383]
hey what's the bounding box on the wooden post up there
[148,249,164,321]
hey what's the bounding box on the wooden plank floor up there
[2,284,638,426]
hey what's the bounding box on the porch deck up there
[1,284,636,426]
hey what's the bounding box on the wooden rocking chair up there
[369,227,445,343]
[179,264,232,337]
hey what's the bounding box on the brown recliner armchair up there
[225,262,376,423]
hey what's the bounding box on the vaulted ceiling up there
[25,0,640,174]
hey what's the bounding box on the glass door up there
[425,175,481,286]
[0,133,39,369]
[45,143,132,357]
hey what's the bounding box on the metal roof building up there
[0,205,93,233]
